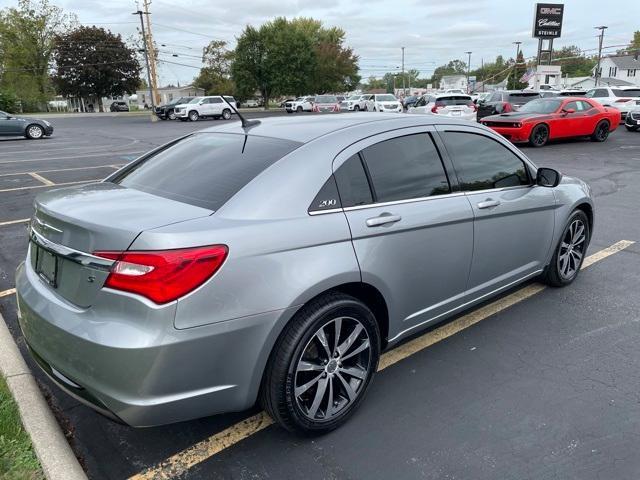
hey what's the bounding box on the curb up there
[0,309,87,480]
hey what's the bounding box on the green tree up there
[232,18,314,106]
[53,26,141,111]
[507,50,528,89]
[0,0,75,110]
[361,75,386,91]
[551,45,596,77]
[430,59,467,87]
[193,40,235,95]
[618,31,640,54]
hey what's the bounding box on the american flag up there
[520,68,535,83]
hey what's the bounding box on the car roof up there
[200,112,471,143]
[434,93,471,98]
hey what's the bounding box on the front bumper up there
[16,259,295,427]
[173,109,188,118]
[43,125,54,136]
[625,113,640,127]
[486,125,532,143]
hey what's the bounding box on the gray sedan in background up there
[17,113,593,433]
[0,110,53,139]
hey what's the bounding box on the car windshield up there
[376,95,396,101]
[613,89,640,98]
[507,93,540,104]
[518,99,562,113]
[295,97,304,101]
[188,97,202,104]
[348,95,361,100]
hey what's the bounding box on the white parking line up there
[129,239,635,480]
[0,164,126,178]
[0,288,16,298]
[0,179,97,193]
[0,151,145,165]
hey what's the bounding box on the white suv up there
[586,86,640,122]
[365,94,402,113]
[285,96,315,113]
[344,94,369,111]
[174,96,237,122]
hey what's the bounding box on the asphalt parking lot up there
[1,113,640,480]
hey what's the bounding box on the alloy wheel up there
[294,316,371,422]
[596,122,609,140]
[557,218,586,280]
[532,125,548,146]
[27,125,43,139]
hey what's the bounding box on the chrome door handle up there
[477,199,501,209]
[366,213,402,227]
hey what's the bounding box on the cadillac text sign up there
[532,3,564,38]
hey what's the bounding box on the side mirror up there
[536,167,562,187]
[562,108,575,115]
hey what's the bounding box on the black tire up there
[25,124,45,139]
[624,125,638,132]
[591,120,610,142]
[354,105,360,112]
[296,106,303,113]
[222,109,231,120]
[529,124,549,147]
[188,110,199,122]
[287,110,293,114]
[542,210,590,287]
[167,110,176,120]
[158,115,167,121]
[261,292,380,434]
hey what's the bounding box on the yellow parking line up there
[0,219,29,227]
[129,239,635,480]
[0,179,98,193]
[0,288,16,298]
[27,172,55,186]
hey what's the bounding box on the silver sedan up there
[17,113,593,433]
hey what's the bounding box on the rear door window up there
[334,154,373,207]
[113,133,301,211]
[360,133,450,202]
[441,131,530,191]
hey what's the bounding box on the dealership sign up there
[532,3,564,38]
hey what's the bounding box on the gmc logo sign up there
[533,3,564,38]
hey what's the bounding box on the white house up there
[439,75,468,92]
[135,85,205,108]
[593,54,640,87]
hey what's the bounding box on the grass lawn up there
[0,375,43,480]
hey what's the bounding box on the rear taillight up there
[94,245,228,304]
[431,103,444,113]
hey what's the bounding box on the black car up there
[109,101,129,112]
[155,97,196,120]
[476,90,540,121]
[0,110,53,139]
[402,95,420,109]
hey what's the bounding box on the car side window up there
[360,133,451,202]
[415,97,426,107]
[579,100,594,110]
[441,131,530,191]
[489,92,502,102]
[334,154,373,208]
[210,98,223,104]
[593,89,608,98]
[309,176,341,213]
[564,101,579,111]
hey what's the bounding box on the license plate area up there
[33,243,58,288]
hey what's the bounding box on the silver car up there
[17,114,594,432]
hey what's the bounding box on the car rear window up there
[507,93,539,103]
[435,96,473,106]
[315,95,337,103]
[613,89,640,97]
[112,133,302,211]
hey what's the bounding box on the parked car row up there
[153,96,238,122]
[285,94,403,114]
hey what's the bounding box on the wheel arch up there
[575,202,594,234]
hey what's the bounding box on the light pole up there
[133,9,156,121]
[465,51,472,93]
[594,26,608,86]
[401,47,406,96]
[513,41,522,63]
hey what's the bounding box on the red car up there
[480,97,621,147]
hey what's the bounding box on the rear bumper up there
[16,259,296,427]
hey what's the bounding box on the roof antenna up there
[222,97,260,129]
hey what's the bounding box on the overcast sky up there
[1,0,638,86]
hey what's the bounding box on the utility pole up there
[594,26,608,86]
[513,41,522,63]
[143,0,160,107]
[481,57,484,92]
[133,8,157,122]
[401,47,406,96]
[465,51,472,93]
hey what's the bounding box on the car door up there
[334,127,475,341]
[552,100,584,138]
[437,126,556,299]
[209,97,224,116]
[0,112,24,135]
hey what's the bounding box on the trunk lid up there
[30,182,212,307]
